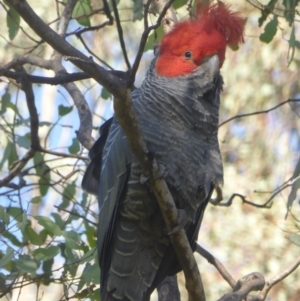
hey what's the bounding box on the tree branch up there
[196,244,236,289]
[219,99,300,127]
[0,68,39,187]
[127,0,176,88]
[253,255,300,301]
[153,0,178,33]
[0,69,90,85]
[6,0,126,99]
[111,0,131,70]
[217,272,265,301]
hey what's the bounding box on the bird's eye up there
[184,51,192,59]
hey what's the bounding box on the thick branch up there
[6,0,126,99]
[16,67,41,150]
[217,272,265,301]
[0,69,90,85]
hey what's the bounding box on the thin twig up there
[76,34,113,69]
[196,244,236,289]
[54,205,97,226]
[254,255,300,301]
[217,272,265,301]
[127,0,176,88]
[40,147,89,161]
[219,99,300,127]
[68,20,112,36]
[210,193,273,208]
[111,0,131,70]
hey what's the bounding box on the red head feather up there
[156,1,245,77]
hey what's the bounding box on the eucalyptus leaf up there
[288,233,300,247]
[68,137,80,154]
[259,16,278,43]
[34,216,62,236]
[72,0,92,27]
[58,104,73,117]
[0,247,14,269]
[6,7,20,40]
[32,246,60,261]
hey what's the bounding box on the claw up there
[140,173,150,184]
[155,164,167,180]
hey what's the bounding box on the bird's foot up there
[155,164,167,180]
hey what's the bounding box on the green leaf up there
[0,140,13,170]
[6,7,20,40]
[60,181,76,208]
[0,247,14,269]
[0,91,10,114]
[83,262,100,285]
[30,196,42,204]
[6,207,23,222]
[258,0,278,27]
[259,16,278,43]
[72,0,92,27]
[32,246,60,261]
[34,152,51,196]
[79,247,97,264]
[84,221,96,248]
[39,167,51,196]
[51,213,64,229]
[15,255,37,276]
[68,137,80,154]
[0,91,21,117]
[173,0,187,9]
[58,104,73,117]
[16,133,31,149]
[288,26,297,66]
[62,230,82,250]
[19,211,27,232]
[288,233,300,247]
[144,25,164,52]
[101,87,112,100]
[0,205,10,225]
[1,230,22,247]
[8,146,18,168]
[34,216,62,236]
[87,288,101,301]
[23,224,43,246]
[282,0,300,26]
[42,258,54,276]
[61,244,79,276]
[287,156,300,212]
[132,0,143,21]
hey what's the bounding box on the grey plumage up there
[82,54,223,301]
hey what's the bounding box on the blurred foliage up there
[0,0,300,301]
